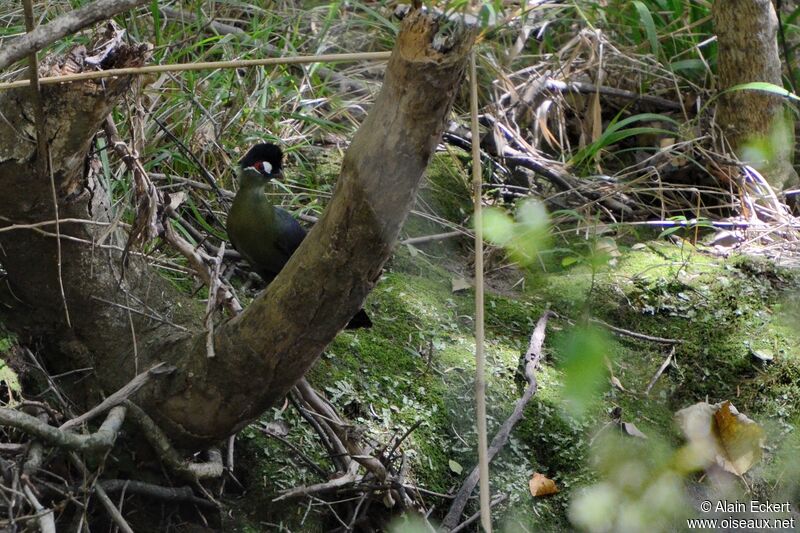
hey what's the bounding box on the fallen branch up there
[290,391,351,473]
[644,345,676,395]
[0,405,125,453]
[100,479,216,508]
[69,453,134,533]
[544,79,684,112]
[442,311,552,530]
[399,231,465,246]
[124,402,223,481]
[450,494,508,533]
[0,0,151,71]
[589,318,684,344]
[273,461,360,502]
[22,414,48,476]
[22,484,55,533]
[295,379,388,482]
[60,362,172,430]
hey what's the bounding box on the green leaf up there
[559,326,610,417]
[482,208,515,246]
[658,226,684,239]
[479,4,496,27]
[448,459,463,475]
[562,256,580,267]
[632,1,660,58]
[724,82,800,103]
[669,59,707,74]
[150,0,161,47]
[570,112,680,169]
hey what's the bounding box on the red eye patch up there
[249,161,273,175]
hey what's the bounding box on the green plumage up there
[227,144,371,329]
[227,167,306,283]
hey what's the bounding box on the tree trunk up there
[0,9,476,450]
[713,0,798,190]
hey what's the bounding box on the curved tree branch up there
[0,9,476,452]
[0,405,125,452]
[139,9,478,447]
[0,0,151,71]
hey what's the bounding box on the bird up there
[227,142,372,329]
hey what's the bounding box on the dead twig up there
[99,479,217,508]
[543,79,684,112]
[295,379,388,483]
[104,118,243,315]
[469,51,492,533]
[258,423,329,479]
[59,363,172,430]
[450,494,508,533]
[0,217,113,233]
[124,402,223,481]
[399,231,466,246]
[204,242,225,358]
[90,295,188,332]
[589,317,684,344]
[22,0,71,329]
[0,52,392,92]
[22,0,47,174]
[0,406,125,453]
[386,419,424,462]
[69,453,134,533]
[442,311,552,530]
[644,345,676,395]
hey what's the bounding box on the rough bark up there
[713,0,798,190]
[0,39,182,409]
[0,0,151,71]
[0,10,476,450]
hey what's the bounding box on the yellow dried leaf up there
[675,401,764,475]
[713,401,765,476]
[529,472,559,497]
[590,92,602,143]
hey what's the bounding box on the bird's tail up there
[345,309,372,330]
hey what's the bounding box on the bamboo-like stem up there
[22,0,47,171]
[23,0,71,328]
[0,51,392,91]
[470,51,492,532]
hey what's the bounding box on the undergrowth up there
[2,0,800,531]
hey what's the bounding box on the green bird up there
[227,143,371,329]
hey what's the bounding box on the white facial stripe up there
[262,161,273,174]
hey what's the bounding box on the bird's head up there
[239,142,284,180]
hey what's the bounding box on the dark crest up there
[239,143,283,176]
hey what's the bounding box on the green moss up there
[233,230,800,530]
[0,333,20,399]
[224,401,347,531]
[404,151,472,238]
